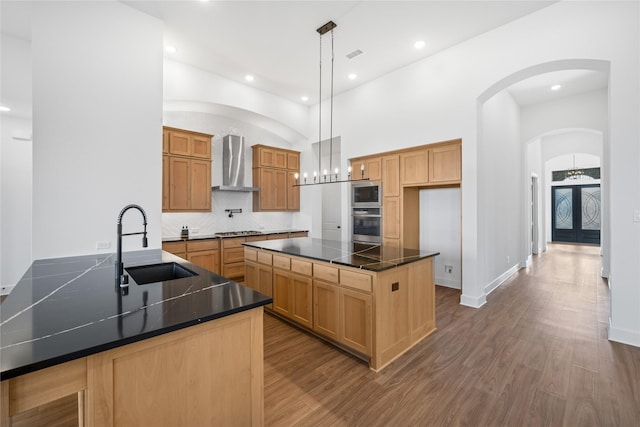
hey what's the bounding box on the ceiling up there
[1,0,608,115]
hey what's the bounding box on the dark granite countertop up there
[162,229,308,242]
[0,249,271,380]
[243,238,439,272]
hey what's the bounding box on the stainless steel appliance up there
[352,181,382,207]
[212,135,259,192]
[352,207,382,244]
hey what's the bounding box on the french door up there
[552,184,601,244]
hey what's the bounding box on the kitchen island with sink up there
[1,249,271,426]
[243,238,439,371]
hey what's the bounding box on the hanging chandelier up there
[294,20,369,187]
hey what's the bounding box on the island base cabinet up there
[1,308,265,427]
[272,269,313,329]
[339,289,372,356]
[313,280,340,341]
[88,308,264,427]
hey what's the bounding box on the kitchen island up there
[243,238,439,371]
[1,249,271,426]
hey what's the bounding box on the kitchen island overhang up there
[243,237,439,371]
[1,249,271,425]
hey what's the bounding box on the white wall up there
[1,34,32,288]
[31,1,163,259]
[161,111,311,236]
[479,89,523,295]
[420,188,461,289]
[1,117,32,289]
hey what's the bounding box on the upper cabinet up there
[252,144,300,212]
[400,149,428,186]
[162,126,213,213]
[428,142,461,184]
[350,156,382,181]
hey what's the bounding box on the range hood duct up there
[212,135,259,192]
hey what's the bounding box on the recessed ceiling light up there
[0,106,11,112]
[551,84,562,91]
[164,45,177,53]
[301,96,309,102]
[348,73,357,80]
[414,40,426,49]
[245,75,255,82]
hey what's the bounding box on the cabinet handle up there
[392,282,399,292]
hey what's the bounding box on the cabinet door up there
[291,273,313,329]
[273,150,287,169]
[259,264,273,299]
[162,155,169,211]
[339,288,372,356]
[383,196,401,240]
[162,129,169,154]
[428,143,461,183]
[258,168,275,210]
[400,149,428,185]
[169,156,190,210]
[287,152,300,170]
[313,280,339,341]
[287,171,300,211]
[190,159,211,211]
[354,157,381,181]
[382,155,400,197]
[258,147,275,167]
[244,260,259,292]
[274,169,287,210]
[191,134,211,159]
[168,131,191,156]
[187,250,219,273]
[273,269,292,318]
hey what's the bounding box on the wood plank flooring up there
[4,244,639,426]
[263,244,640,426]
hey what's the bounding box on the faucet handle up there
[120,274,129,287]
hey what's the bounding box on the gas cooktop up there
[214,230,263,237]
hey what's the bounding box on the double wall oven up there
[352,181,382,244]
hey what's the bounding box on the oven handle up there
[352,214,381,218]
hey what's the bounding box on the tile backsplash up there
[162,190,297,237]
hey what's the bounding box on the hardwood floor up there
[4,244,639,426]
[264,244,640,426]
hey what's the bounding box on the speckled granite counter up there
[243,237,439,272]
[0,249,271,380]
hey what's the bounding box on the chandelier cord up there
[318,32,322,178]
[329,28,334,174]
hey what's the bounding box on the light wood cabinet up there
[163,239,220,274]
[252,144,300,212]
[163,127,213,213]
[272,268,313,329]
[429,143,461,183]
[383,196,401,240]
[313,280,340,341]
[273,268,292,317]
[162,241,187,260]
[339,288,372,356]
[382,155,400,197]
[400,149,428,185]
[351,156,382,181]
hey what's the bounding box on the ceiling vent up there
[346,49,364,59]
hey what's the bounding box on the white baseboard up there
[484,264,520,296]
[608,318,640,347]
[1,284,15,295]
[434,277,461,289]
[460,293,487,308]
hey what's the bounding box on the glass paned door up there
[552,184,600,244]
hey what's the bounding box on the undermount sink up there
[126,262,198,285]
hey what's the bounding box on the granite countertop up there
[162,229,308,242]
[0,249,271,380]
[243,238,439,272]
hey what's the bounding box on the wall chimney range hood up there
[212,135,259,192]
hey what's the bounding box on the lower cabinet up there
[313,280,339,341]
[272,269,313,329]
[339,288,372,356]
[163,239,220,274]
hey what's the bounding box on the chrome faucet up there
[116,204,148,288]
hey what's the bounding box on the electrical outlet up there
[444,264,453,274]
[96,241,111,250]
[190,227,200,234]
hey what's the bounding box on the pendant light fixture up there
[293,20,369,187]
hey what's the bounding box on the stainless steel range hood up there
[212,135,259,192]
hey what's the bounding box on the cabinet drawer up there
[314,264,339,282]
[291,258,312,276]
[268,233,288,240]
[246,235,266,242]
[245,248,258,262]
[187,239,219,252]
[222,237,246,249]
[223,262,245,280]
[273,255,290,270]
[258,251,273,265]
[163,241,186,254]
[340,270,372,293]
[289,231,308,238]
[223,247,245,263]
